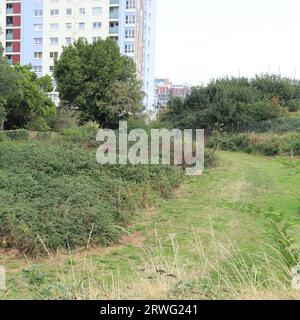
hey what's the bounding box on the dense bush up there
[4,129,29,140]
[59,122,99,143]
[0,141,184,255]
[207,131,300,156]
[0,132,8,142]
[160,75,300,130]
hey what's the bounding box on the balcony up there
[6,33,13,40]
[109,8,119,20]
[109,26,119,34]
[6,57,13,65]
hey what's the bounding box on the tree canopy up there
[54,39,144,128]
[160,75,300,130]
[0,45,56,130]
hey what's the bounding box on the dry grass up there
[7,223,299,300]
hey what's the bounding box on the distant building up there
[154,78,191,107]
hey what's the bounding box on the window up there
[34,38,43,45]
[34,52,43,59]
[93,22,102,29]
[79,22,85,30]
[79,8,85,15]
[50,37,59,45]
[34,24,43,31]
[33,65,42,73]
[65,23,72,30]
[125,44,135,54]
[92,37,101,43]
[66,8,72,15]
[34,9,43,17]
[125,29,135,39]
[50,51,58,59]
[50,23,59,31]
[125,15,135,24]
[126,0,136,9]
[65,37,72,45]
[93,7,102,15]
[50,9,59,16]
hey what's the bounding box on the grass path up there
[1,151,300,299]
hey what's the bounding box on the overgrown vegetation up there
[1,151,299,300]
[208,131,300,156]
[160,75,300,130]
[0,140,183,256]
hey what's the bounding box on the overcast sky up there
[155,0,300,85]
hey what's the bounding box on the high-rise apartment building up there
[0,0,156,109]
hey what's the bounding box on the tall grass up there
[6,219,299,300]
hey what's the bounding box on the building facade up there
[155,78,191,107]
[0,0,156,109]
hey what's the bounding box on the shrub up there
[4,129,29,140]
[207,131,300,156]
[0,140,184,255]
[53,107,79,132]
[27,115,51,132]
[205,149,219,167]
[59,126,95,143]
[0,132,9,142]
[286,100,300,112]
[36,131,52,141]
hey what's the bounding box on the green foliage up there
[27,114,51,132]
[22,265,47,286]
[4,65,56,130]
[0,45,55,130]
[161,75,300,130]
[0,132,9,142]
[4,129,29,140]
[59,123,97,143]
[286,99,300,112]
[54,39,144,128]
[265,210,300,268]
[208,131,300,156]
[52,106,79,132]
[242,112,300,133]
[0,140,183,255]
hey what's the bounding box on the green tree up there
[0,44,55,130]
[5,65,56,130]
[161,76,293,130]
[0,44,18,130]
[54,39,144,128]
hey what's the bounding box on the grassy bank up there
[1,151,300,299]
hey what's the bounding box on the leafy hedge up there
[208,131,300,156]
[0,141,183,255]
[4,129,29,140]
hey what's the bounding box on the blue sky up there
[155,0,300,85]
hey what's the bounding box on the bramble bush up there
[0,140,184,255]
